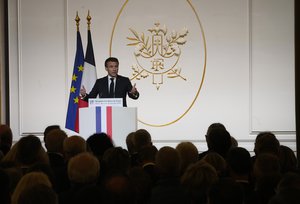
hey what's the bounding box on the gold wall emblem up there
[127,22,188,90]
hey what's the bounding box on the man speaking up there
[80,57,139,107]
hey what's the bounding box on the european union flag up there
[65,31,84,132]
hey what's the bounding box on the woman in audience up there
[11,172,52,204]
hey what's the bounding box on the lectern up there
[79,99,137,149]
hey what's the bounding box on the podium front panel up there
[79,107,137,149]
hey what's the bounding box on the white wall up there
[8,0,295,153]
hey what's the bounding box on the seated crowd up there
[0,123,299,204]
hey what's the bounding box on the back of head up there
[134,129,152,152]
[102,147,130,176]
[86,133,114,158]
[16,135,49,166]
[68,152,100,184]
[176,142,198,174]
[208,178,243,204]
[45,129,67,153]
[277,172,300,192]
[18,184,58,204]
[155,146,180,178]
[226,147,251,175]
[206,125,231,158]
[278,145,297,173]
[203,152,227,176]
[0,124,13,155]
[43,125,60,142]
[126,132,136,154]
[254,132,280,156]
[253,153,281,180]
[181,160,218,203]
[139,145,158,164]
[103,174,135,204]
[12,172,52,204]
[63,135,86,160]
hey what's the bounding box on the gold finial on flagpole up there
[87,10,92,30]
[75,11,80,31]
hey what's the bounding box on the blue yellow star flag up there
[65,31,84,132]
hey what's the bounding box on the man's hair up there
[254,131,280,156]
[63,136,86,160]
[45,129,67,153]
[105,57,119,67]
[133,129,152,152]
[68,152,100,184]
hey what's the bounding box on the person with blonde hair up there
[11,172,52,204]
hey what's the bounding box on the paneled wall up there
[8,0,295,153]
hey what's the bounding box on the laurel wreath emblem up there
[127,22,188,90]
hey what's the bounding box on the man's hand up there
[129,83,138,95]
[80,86,87,98]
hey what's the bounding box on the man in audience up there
[0,124,13,156]
[199,123,232,159]
[150,146,188,204]
[63,136,86,162]
[59,152,100,204]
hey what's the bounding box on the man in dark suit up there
[80,57,139,106]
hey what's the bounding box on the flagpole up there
[87,10,91,30]
[75,11,80,31]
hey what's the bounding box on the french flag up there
[79,106,137,148]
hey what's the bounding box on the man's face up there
[105,61,119,77]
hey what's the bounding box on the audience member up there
[150,146,188,204]
[278,145,297,174]
[253,153,282,204]
[181,160,218,204]
[139,145,159,184]
[63,135,86,162]
[101,147,131,177]
[134,129,152,152]
[208,178,244,204]
[202,152,227,177]
[226,147,255,204]
[269,172,300,204]
[0,124,13,155]
[60,152,100,204]
[18,184,58,204]
[43,125,60,143]
[15,135,49,171]
[199,123,232,159]
[45,129,67,166]
[126,131,136,155]
[128,166,152,204]
[254,131,280,157]
[176,141,198,175]
[11,172,52,204]
[86,132,114,161]
[102,174,136,204]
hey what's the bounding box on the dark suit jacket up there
[86,75,139,107]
